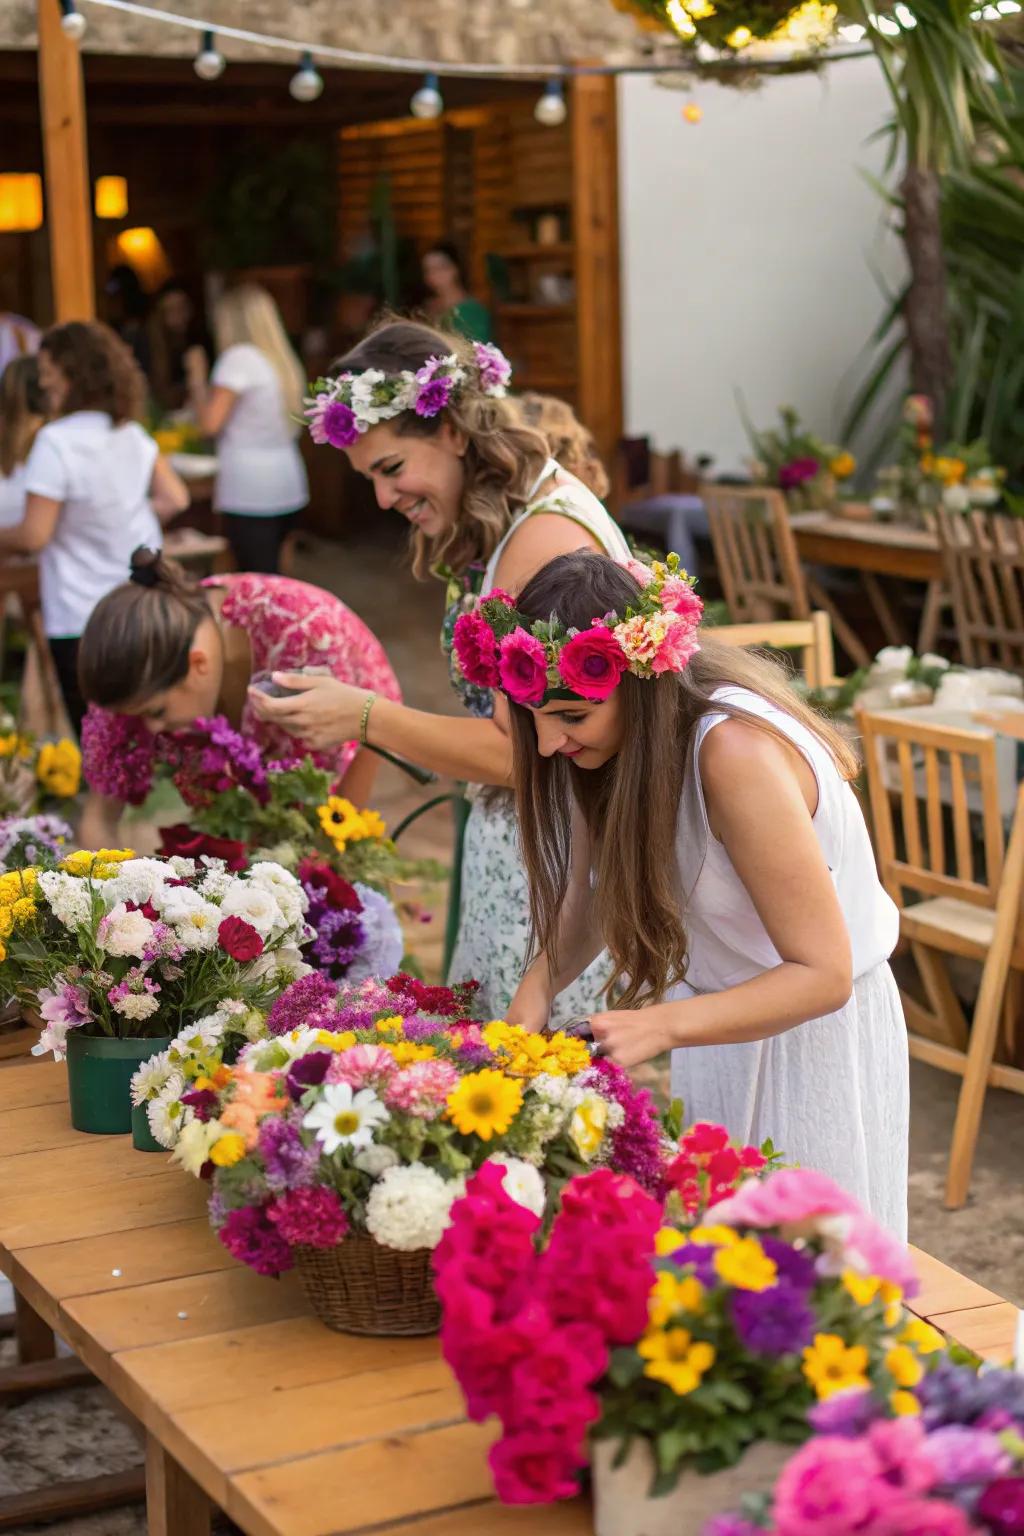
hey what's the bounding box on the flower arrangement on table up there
[707,1358,1024,1536]
[0,709,81,821]
[435,1147,942,1516]
[157,969,669,1336]
[871,395,1009,526]
[745,406,855,513]
[0,850,311,1058]
[802,644,1023,722]
[0,813,74,874]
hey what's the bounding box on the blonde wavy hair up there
[212,284,306,424]
[516,392,610,501]
[332,318,549,580]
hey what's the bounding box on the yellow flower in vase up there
[802,1333,870,1399]
[36,739,81,799]
[446,1069,523,1140]
[638,1326,716,1395]
[830,452,856,480]
[317,796,367,853]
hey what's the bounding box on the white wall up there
[618,57,907,475]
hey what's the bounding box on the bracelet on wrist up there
[358,691,377,747]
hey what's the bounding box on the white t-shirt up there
[210,344,309,516]
[0,463,28,529]
[24,411,161,638]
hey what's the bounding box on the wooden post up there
[571,72,623,470]
[37,0,95,320]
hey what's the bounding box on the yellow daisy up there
[638,1327,715,1396]
[802,1333,870,1400]
[713,1237,778,1293]
[316,797,367,852]
[899,1317,944,1355]
[648,1271,704,1327]
[446,1069,523,1140]
[890,1390,922,1417]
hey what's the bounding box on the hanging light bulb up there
[58,0,87,40]
[194,29,225,81]
[410,73,443,119]
[682,101,703,124]
[534,79,567,128]
[289,51,323,102]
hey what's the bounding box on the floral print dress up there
[442,463,629,1023]
[82,572,401,802]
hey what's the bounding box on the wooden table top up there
[0,1059,1017,1535]
[790,511,944,582]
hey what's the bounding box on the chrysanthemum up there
[446,1069,523,1141]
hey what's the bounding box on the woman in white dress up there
[185,284,308,575]
[249,319,627,1020]
[496,549,908,1236]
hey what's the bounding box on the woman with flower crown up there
[250,320,628,1021]
[459,549,908,1235]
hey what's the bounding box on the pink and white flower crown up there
[452,554,703,707]
[305,343,513,450]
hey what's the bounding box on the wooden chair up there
[935,507,1024,669]
[859,708,1024,1207]
[712,612,837,690]
[702,484,870,667]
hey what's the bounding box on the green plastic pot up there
[130,1100,166,1153]
[65,1033,172,1136]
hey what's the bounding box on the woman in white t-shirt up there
[185,284,309,575]
[0,321,188,734]
[0,355,45,529]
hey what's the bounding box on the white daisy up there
[130,1050,175,1106]
[169,1015,225,1060]
[146,1081,192,1148]
[303,1083,389,1153]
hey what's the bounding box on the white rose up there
[485,1155,546,1217]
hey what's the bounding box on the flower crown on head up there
[304,342,513,450]
[452,554,703,708]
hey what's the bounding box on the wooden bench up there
[0,1059,1017,1534]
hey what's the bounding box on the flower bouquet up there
[434,1150,940,1536]
[707,1358,1024,1536]
[0,849,310,1136]
[0,712,81,820]
[744,406,855,512]
[0,813,73,874]
[161,969,669,1337]
[872,396,1008,526]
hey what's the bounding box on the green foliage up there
[200,140,337,274]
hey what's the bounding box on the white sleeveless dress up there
[447,461,632,1023]
[669,687,910,1237]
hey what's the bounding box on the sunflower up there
[446,1069,523,1140]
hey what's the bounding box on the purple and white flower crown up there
[452,553,703,708]
[304,343,513,450]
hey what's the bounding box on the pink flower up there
[711,1167,860,1229]
[866,1419,936,1496]
[267,1186,349,1248]
[415,376,455,417]
[651,612,700,674]
[452,611,500,688]
[659,574,704,622]
[620,556,652,587]
[488,1431,584,1504]
[473,342,512,394]
[682,1121,731,1156]
[385,1059,460,1117]
[779,456,820,489]
[326,1043,398,1089]
[557,625,627,701]
[498,629,549,706]
[772,1437,883,1535]
[875,1500,973,1536]
[841,1211,921,1300]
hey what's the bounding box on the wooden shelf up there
[496,302,574,319]
[497,243,573,262]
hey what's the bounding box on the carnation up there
[365,1163,463,1251]
[267,1186,348,1249]
[452,611,501,689]
[267,972,338,1036]
[218,882,283,939]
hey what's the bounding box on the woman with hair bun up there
[249,317,629,1021]
[76,547,400,850]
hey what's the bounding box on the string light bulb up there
[534,79,567,127]
[410,73,443,119]
[289,51,323,102]
[682,101,703,123]
[194,29,225,80]
[58,0,87,40]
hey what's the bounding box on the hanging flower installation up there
[611,0,841,58]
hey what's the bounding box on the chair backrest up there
[711,612,836,690]
[702,484,810,623]
[935,508,1024,670]
[858,709,1006,911]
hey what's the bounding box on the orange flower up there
[231,1069,286,1115]
[220,1101,261,1149]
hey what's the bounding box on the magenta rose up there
[453,611,501,688]
[779,456,820,489]
[217,915,265,963]
[874,1500,972,1536]
[557,626,627,701]
[499,630,549,706]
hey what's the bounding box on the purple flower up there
[266,1186,348,1248]
[731,1280,816,1356]
[809,1387,883,1437]
[919,1363,1024,1430]
[778,456,820,489]
[308,397,360,449]
[579,1057,666,1196]
[217,1204,293,1276]
[415,376,454,418]
[80,705,156,804]
[923,1425,1011,1489]
[285,1051,332,1102]
[344,884,405,983]
[312,906,366,977]
[473,341,511,394]
[39,980,93,1030]
[266,973,338,1036]
[257,1115,320,1193]
[761,1235,818,1291]
[668,1240,719,1286]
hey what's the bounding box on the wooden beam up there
[571,72,623,470]
[36,0,94,320]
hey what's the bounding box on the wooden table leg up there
[14,1291,55,1362]
[146,1435,212,1536]
[862,572,906,647]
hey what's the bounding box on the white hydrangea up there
[102,858,169,910]
[365,1164,464,1252]
[530,1073,585,1112]
[38,871,92,931]
[98,904,155,959]
[172,1117,222,1176]
[147,1079,192,1148]
[130,1050,176,1107]
[218,881,282,938]
[485,1155,546,1218]
[166,857,198,878]
[354,1144,401,1178]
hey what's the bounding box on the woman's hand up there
[184,345,208,386]
[247,674,371,750]
[590,1006,677,1069]
[506,966,554,1035]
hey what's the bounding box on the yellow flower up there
[482,1020,590,1078]
[316,797,367,852]
[0,939,6,963]
[881,1281,904,1327]
[900,1317,944,1355]
[802,1333,870,1399]
[446,1069,523,1140]
[920,453,936,475]
[359,809,387,840]
[0,907,11,940]
[387,1041,436,1066]
[209,1133,247,1168]
[842,1270,882,1308]
[689,1224,739,1249]
[648,1271,704,1327]
[886,1344,924,1389]
[374,1014,405,1040]
[714,1237,778,1293]
[570,1092,609,1161]
[638,1326,716,1395]
[60,847,134,879]
[315,1030,357,1052]
[10,897,36,926]
[934,456,967,486]
[0,869,38,907]
[655,1227,686,1257]
[0,732,32,760]
[891,1390,922,1417]
[830,451,856,480]
[36,739,81,799]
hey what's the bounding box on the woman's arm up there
[185,347,237,436]
[150,456,190,523]
[0,494,60,555]
[77,791,125,851]
[590,723,853,1068]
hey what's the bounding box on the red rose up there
[218,915,264,963]
[159,824,249,872]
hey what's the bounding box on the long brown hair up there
[0,356,45,477]
[78,547,212,709]
[41,320,145,423]
[332,318,549,579]
[509,552,858,1008]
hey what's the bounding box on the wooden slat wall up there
[337,118,447,260]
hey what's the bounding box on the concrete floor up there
[1,526,1021,1535]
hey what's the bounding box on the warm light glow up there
[94,175,128,219]
[682,101,703,123]
[0,174,43,232]
[727,23,752,45]
[110,226,171,290]
[666,0,697,34]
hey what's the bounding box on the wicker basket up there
[293,1234,441,1336]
